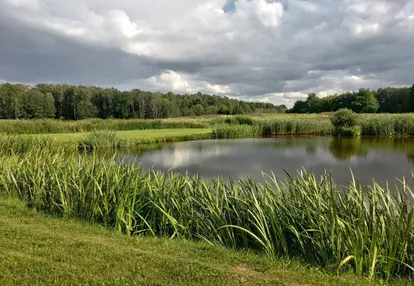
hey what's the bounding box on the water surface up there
[118,137,414,186]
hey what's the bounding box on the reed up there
[2,114,414,137]
[212,125,260,139]
[360,115,414,136]
[0,118,209,135]
[0,151,412,281]
[0,135,66,155]
[0,130,212,154]
[212,118,334,139]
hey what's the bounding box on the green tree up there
[408,84,414,112]
[350,89,378,113]
[21,90,44,118]
[42,92,56,118]
[0,83,27,119]
[193,104,205,116]
[205,105,218,115]
[232,104,245,115]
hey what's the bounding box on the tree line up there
[290,85,414,113]
[0,83,287,120]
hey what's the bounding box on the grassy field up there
[1,197,408,286]
[2,113,414,137]
[43,128,212,141]
[0,129,212,153]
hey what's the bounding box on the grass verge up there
[0,197,404,286]
[0,129,212,153]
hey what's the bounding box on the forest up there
[0,83,286,120]
[290,86,414,113]
[2,83,414,120]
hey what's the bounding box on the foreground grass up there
[1,152,413,281]
[0,197,387,286]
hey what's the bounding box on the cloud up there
[147,70,193,94]
[0,0,413,107]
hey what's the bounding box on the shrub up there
[331,109,359,129]
[235,116,254,125]
[336,126,361,137]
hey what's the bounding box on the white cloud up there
[256,1,284,27]
[107,10,143,38]
[353,23,380,36]
[233,0,284,27]
[148,70,193,94]
[204,83,231,94]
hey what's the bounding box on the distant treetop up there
[289,86,414,113]
[0,83,287,120]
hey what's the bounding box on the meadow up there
[1,113,414,137]
[0,113,414,284]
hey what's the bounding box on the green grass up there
[1,151,412,281]
[0,118,210,134]
[44,128,213,141]
[2,113,414,136]
[0,197,392,286]
[0,129,212,153]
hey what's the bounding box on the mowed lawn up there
[0,197,395,286]
[41,128,212,141]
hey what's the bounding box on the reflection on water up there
[118,137,414,186]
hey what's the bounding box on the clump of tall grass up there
[257,119,334,136]
[0,135,61,155]
[0,131,212,154]
[78,131,123,151]
[212,119,334,139]
[0,151,412,281]
[360,115,414,136]
[212,125,260,139]
[223,116,255,125]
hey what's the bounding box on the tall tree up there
[408,84,414,112]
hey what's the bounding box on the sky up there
[0,0,413,107]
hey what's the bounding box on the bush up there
[235,116,254,125]
[335,126,361,137]
[331,109,359,129]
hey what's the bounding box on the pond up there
[118,137,414,186]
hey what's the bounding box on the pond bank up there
[1,151,413,281]
[1,197,395,286]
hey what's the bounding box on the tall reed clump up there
[211,118,334,139]
[0,151,412,281]
[212,125,260,139]
[0,135,63,155]
[0,131,212,154]
[360,115,414,136]
[257,118,334,136]
[78,131,124,151]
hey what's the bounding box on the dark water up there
[118,137,414,186]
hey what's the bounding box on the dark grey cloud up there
[0,0,413,106]
[0,16,158,85]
